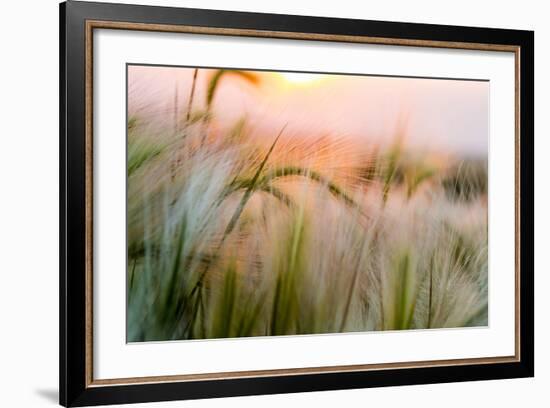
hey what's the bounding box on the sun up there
[280,72,322,85]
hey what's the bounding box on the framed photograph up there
[60,1,534,406]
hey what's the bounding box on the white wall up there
[0,0,545,407]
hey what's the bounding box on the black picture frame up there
[60,1,534,406]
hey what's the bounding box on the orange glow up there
[279,72,322,85]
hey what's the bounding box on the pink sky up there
[128,65,489,157]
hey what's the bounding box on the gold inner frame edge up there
[84,19,521,388]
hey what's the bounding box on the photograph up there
[126,65,489,342]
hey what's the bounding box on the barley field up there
[127,66,488,342]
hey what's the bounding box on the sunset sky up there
[128,65,489,157]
